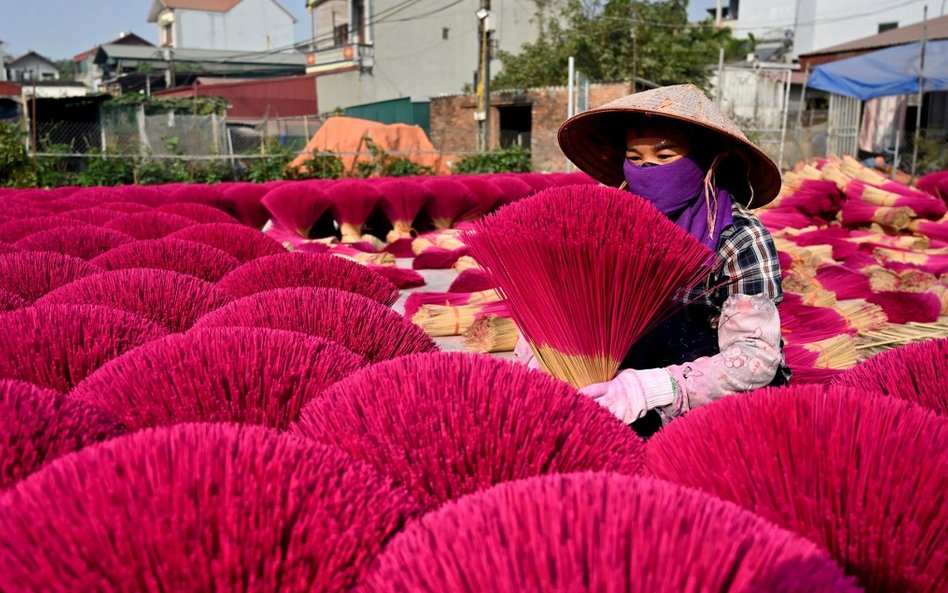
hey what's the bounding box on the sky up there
[1,0,719,61]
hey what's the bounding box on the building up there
[147,0,296,52]
[155,75,318,120]
[798,14,948,69]
[5,51,59,83]
[718,0,931,58]
[0,40,7,82]
[94,44,307,94]
[430,82,639,173]
[73,33,154,91]
[305,0,538,113]
[0,81,21,121]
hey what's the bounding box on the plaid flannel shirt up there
[683,202,783,309]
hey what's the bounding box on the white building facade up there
[306,0,538,112]
[147,0,296,52]
[723,0,930,57]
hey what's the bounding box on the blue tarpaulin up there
[808,40,948,100]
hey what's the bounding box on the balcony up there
[305,43,374,75]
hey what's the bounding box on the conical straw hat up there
[557,84,781,208]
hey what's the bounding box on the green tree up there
[55,59,76,81]
[493,0,733,91]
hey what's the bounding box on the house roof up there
[7,51,57,68]
[74,32,154,63]
[801,14,948,57]
[148,0,297,23]
[94,44,307,80]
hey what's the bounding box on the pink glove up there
[514,333,542,370]
[579,368,678,425]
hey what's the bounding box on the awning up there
[808,40,948,100]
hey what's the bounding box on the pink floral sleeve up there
[659,293,783,420]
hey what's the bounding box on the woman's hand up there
[513,334,542,370]
[579,369,677,425]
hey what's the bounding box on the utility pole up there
[164,47,175,89]
[308,2,317,52]
[475,1,491,152]
[30,71,37,163]
[911,4,928,178]
[715,0,723,26]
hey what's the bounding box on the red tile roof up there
[156,0,243,12]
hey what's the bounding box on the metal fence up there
[714,66,811,170]
[22,105,318,160]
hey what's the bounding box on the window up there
[498,105,532,150]
[878,22,898,33]
[443,27,450,40]
[334,23,349,48]
[352,0,366,44]
[161,23,174,47]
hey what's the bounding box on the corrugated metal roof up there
[801,14,948,57]
[154,74,318,119]
[0,81,21,97]
[95,44,307,67]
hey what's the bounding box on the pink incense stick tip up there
[218,251,400,305]
[104,211,196,240]
[0,423,422,593]
[0,216,86,244]
[168,222,286,262]
[295,351,645,509]
[0,251,101,302]
[194,287,437,363]
[647,383,947,593]
[0,289,26,312]
[0,380,125,489]
[833,338,948,415]
[0,304,167,393]
[377,179,432,227]
[91,238,240,282]
[222,182,271,228]
[359,472,860,593]
[486,174,533,206]
[155,202,240,225]
[37,268,233,332]
[72,327,366,431]
[262,182,334,236]
[422,178,477,227]
[15,225,135,260]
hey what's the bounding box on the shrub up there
[453,144,532,174]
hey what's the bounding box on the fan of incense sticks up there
[463,185,717,389]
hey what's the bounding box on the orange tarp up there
[289,116,450,175]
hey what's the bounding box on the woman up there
[518,84,789,436]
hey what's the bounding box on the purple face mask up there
[623,155,733,250]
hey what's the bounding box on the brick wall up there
[429,81,633,172]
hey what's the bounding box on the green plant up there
[35,143,76,188]
[76,155,134,187]
[134,157,190,185]
[188,158,238,184]
[294,151,344,179]
[453,145,532,174]
[352,136,433,177]
[909,129,948,174]
[105,94,228,116]
[0,121,36,187]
